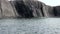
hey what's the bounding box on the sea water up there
[0,18,60,34]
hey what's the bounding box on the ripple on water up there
[0,18,60,34]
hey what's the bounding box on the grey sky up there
[38,0,60,6]
[8,0,60,6]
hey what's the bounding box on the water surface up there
[0,18,60,34]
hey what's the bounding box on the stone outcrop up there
[53,6,60,17]
[21,0,43,17]
[11,1,34,18]
[12,0,54,18]
[0,0,60,18]
[42,5,54,17]
[1,0,17,18]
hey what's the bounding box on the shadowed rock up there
[1,0,60,18]
[11,0,46,18]
[13,1,34,18]
[11,0,55,18]
[53,6,60,17]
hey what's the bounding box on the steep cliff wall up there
[0,0,58,18]
[1,0,17,18]
[23,0,43,17]
[53,6,60,17]
[42,4,54,17]
[14,0,54,17]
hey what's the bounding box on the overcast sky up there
[38,0,60,6]
[8,0,60,6]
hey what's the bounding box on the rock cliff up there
[53,6,60,17]
[0,0,60,18]
[0,0,17,18]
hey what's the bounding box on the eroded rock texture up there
[10,0,55,18]
[1,0,16,18]
[0,0,60,18]
[13,1,34,18]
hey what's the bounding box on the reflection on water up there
[0,18,60,34]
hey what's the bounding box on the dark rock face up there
[14,1,33,18]
[1,0,54,18]
[53,6,60,17]
[53,7,57,16]
[12,0,44,18]
[1,0,60,18]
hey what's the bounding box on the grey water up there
[0,18,60,34]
